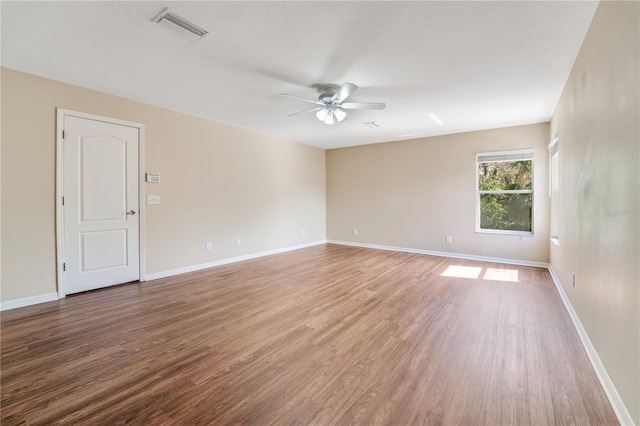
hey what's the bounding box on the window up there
[476,149,533,234]
[549,137,559,245]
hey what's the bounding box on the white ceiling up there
[1,1,598,149]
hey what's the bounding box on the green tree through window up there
[477,151,533,233]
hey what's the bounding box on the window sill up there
[476,229,533,237]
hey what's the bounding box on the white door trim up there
[56,109,146,298]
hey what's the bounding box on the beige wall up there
[327,123,550,264]
[1,68,326,302]
[550,1,639,423]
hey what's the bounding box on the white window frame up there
[548,137,559,246]
[476,149,534,236]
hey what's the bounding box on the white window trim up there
[475,149,534,236]
[548,136,559,244]
[548,136,559,197]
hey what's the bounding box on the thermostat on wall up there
[146,172,160,183]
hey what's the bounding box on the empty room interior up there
[1,1,639,425]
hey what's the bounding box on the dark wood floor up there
[1,244,617,425]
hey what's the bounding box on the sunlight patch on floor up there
[483,268,519,282]
[440,265,482,279]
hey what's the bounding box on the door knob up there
[126,210,137,215]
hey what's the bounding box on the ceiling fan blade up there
[281,94,323,105]
[331,82,358,103]
[340,102,386,110]
[288,107,323,116]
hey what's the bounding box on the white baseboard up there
[0,241,326,310]
[144,240,327,281]
[0,292,59,311]
[547,266,634,426]
[327,240,549,268]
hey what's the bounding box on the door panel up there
[80,135,127,221]
[81,230,128,271]
[63,115,139,295]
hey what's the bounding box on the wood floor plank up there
[1,244,618,425]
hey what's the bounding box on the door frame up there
[56,108,146,298]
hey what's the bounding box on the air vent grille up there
[152,8,208,41]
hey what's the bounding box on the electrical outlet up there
[353,228,358,236]
[147,195,161,205]
[301,229,306,237]
[205,242,212,251]
[236,238,241,246]
[446,236,452,244]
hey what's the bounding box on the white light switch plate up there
[147,195,161,205]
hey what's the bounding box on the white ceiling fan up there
[282,82,386,125]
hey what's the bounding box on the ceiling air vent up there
[152,8,208,41]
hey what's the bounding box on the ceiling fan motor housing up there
[319,94,333,102]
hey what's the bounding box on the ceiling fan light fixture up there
[334,108,347,122]
[316,109,328,121]
[324,113,335,125]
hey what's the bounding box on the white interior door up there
[62,115,140,295]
